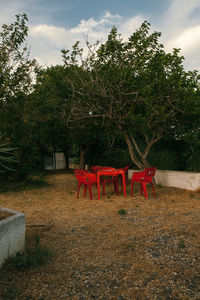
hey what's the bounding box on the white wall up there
[128,169,200,191]
[0,207,25,269]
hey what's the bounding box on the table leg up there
[122,172,126,197]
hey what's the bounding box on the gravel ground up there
[0,171,200,299]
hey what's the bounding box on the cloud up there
[166,25,200,54]
[28,11,146,67]
[28,11,127,66]
[1,0,200,70]
[159,0,200,69]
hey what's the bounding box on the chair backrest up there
[144,167,156,178]
[74,169,97,184]
[74,169,88,183]
[90,166,102,174]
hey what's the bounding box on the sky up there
[1,0,200,71]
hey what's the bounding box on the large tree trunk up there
[79,144,87,170]
[122,131,145,169]
[122,129,162,170]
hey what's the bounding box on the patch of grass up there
[2,285,21,300]
[178,239,186,249]
[122,243,136,251]
[5,235,52,271]
[118,209,126,215]
[0,176,48,193]
[190,194,195,198]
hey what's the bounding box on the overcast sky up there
[1,0,200,71]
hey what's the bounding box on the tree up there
[0,134,17,173]
[62,22,200,169]
[0,14,38,177]
[31,65,72,169]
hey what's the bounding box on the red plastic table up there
[97,169,126,200]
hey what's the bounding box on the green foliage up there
[0,13,36,102]
[5,236,52,271]
[2,285,21,300]
[62,21,200,170]
[0,14,39,178]
[0,134,17,173]
[31,65,72,169]
[0,175,48,193]
[178,239,186,249]
[118,209,126,215]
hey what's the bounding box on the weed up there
[5,236,52,271]
[34,234,40,246]
[122,243,135,251]
[2,285,21,299]
[7,246,52,271]
[118,209,126,215]
[0,176,48,193]
[178,239,185,249]
[190,194,195,198]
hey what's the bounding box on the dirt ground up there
[0,171,200,299]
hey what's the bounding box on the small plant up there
[123,243,135,251]
[0,176,48,193]
[5,235,52,271]
[178,239,185,249]
[118,209,126,215]
[2,285,21,300]
[190,194,195,198]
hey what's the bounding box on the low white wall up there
[0,207,25,269]
[128,169,200,191]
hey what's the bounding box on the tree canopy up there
[0,15,200,175]
[62,22,200,169]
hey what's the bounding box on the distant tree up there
[62,22,200,169]
[0,134,17,173]
[31,65,72,168]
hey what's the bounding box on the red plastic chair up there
[90,166,102,175]
[131,167,156,199]
[74,169,97,200]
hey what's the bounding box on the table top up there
[97,169,125,176]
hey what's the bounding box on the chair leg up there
[114,177,119,195]
[125,173,128,185]
[88,184,93,200]
[142,182,148,198]
[83,184,87,197]
[77,183,81,198]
